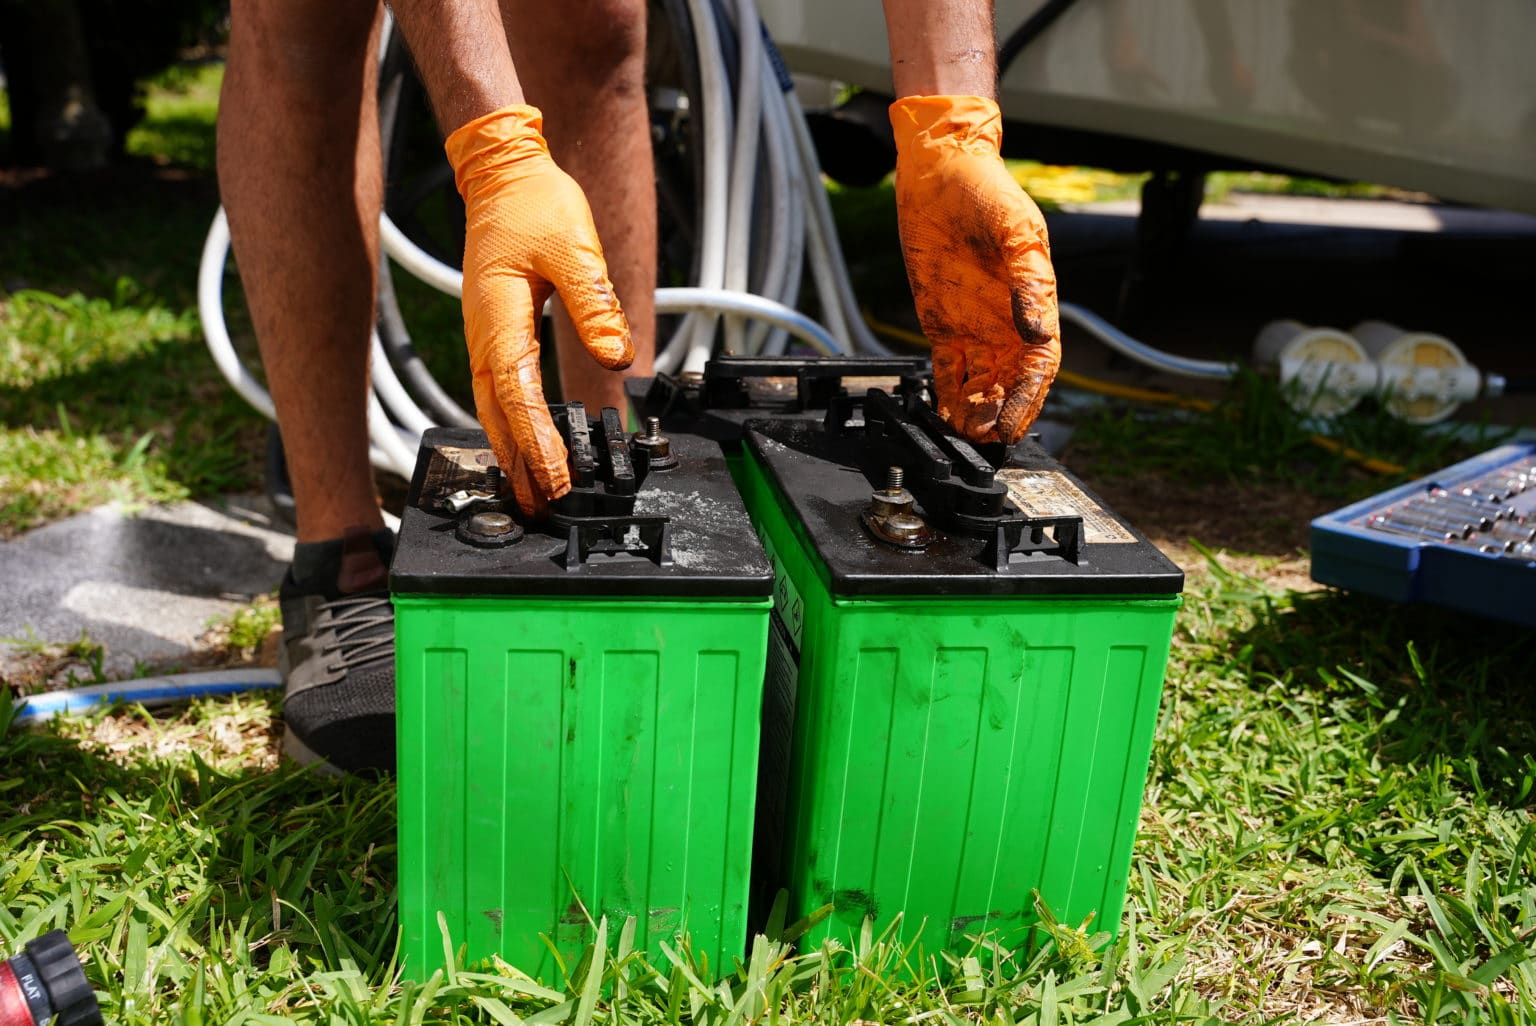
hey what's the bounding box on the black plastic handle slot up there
[980,516,1085,571]
[553,514,673,571]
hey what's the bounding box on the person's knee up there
[227,0,379,94]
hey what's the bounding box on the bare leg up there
[218,0,386,542]
[500,0,656,414]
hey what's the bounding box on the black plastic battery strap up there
[701,355,930,410]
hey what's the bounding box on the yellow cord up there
[859,308,1403,475]
[1306,436,1406,476]
[861,307,929,349]
[1053,370,1215,412]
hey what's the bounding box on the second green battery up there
[739,416,1183,954]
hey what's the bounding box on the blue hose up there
[11,670,282,727]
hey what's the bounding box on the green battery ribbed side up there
[394,595,770,982]
[737,445,1180,956]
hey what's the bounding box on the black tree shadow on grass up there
[3,163,218,300]
[0,340,267,532]
[1231,584,1534,807]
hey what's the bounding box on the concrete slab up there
[0,496,294,678]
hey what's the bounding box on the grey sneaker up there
[277,528,396,775]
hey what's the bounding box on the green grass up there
[1143,554,1535,1020]
[0,62,265,538]
[124,62,224,172]
[203,593,281,661]
[1069,369,1516,501]
[0,628,110,691]
[3,364,1531,1024]
[3,537,1533,1022]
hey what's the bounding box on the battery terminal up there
[445,489,500,513]
[632,417,679,471]
[456,510,525,548]
[862,466,934,550]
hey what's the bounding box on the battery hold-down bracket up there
[830,388,1084,570]
[631,355,932,440]
[417,404,678,569]
[548,403,676,570]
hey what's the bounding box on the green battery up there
[739,389,1184,955]
[391,413,772,980]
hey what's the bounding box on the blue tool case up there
[1310,442,1535,626]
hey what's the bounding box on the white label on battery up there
[757,525,806,651]
[996,469,1137,544]
[438,445,496,472]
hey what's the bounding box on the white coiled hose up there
[200,3,1248,480]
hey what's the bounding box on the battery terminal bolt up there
[632,416,679,471]
[457,510,525,548]
[862,465,933,550]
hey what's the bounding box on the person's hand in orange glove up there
[445,104,633,519]
[890,94,1061,446]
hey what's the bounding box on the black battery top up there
[390,413,772,598]
[745,389,1185,598]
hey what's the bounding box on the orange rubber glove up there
[445,104,633,518]
[890,95,1061,445]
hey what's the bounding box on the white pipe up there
[784,91,891,356]
[765,83,807,356]
[199,207,433,479]
[211,0,1439,444]
[365,6,845,372]
[1061,302,1238,379]
[680,0,734,373]
[198,210,277,420]
[369,331,437,440]
[794,158,850,347]
[652,317,691,375]
[210,210,848,459]
[368,390,419,478]
[380,214,464,298]
[761,80,811,354]
[656,288,842,355]
[762,154,806,356]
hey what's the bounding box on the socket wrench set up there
[1310,442,1536,626]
